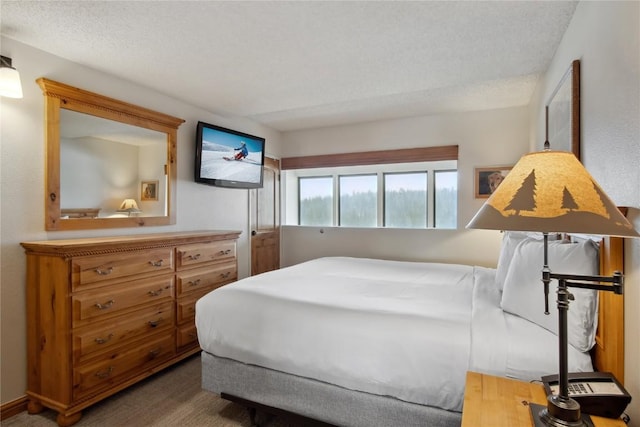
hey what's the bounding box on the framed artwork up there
[546,59,580,160]
[141,180,159,201]
[475,166,513,199]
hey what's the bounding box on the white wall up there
[280,107,530,268]
[0,37,283,404]
[528,2,639,425]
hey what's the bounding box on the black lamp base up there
[529,403,594,427]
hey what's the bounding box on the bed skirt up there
[201,351,461,427]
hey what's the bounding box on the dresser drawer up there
[72,248,174,289]
[176,289,213,325]
[73,334,175,400]
[176,263,236,297]
[176,241,236,269]
[74,302,174,363]
[176,295,198,325]
[177,324,199,349]
[73,275,174,324]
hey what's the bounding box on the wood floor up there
[3,355,288,427]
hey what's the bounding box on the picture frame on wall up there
[546,59,580,160]
[141,180,159,201]
[475,166,513,199]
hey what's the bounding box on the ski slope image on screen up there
[195,122,265,188]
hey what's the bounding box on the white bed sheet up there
[196,257,593,413]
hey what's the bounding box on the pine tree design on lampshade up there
[562,187,579,211]
[505,170,537,214]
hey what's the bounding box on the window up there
[339,174,377,227]
[299,176,333,226]
[434,170,457,229]
[384,172,427,228]
[286,161,457,229]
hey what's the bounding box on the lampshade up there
[117,199,141,214]
[467,150,639,237]
[0,56,24,99]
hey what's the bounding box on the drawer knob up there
[95,300,115,310]
[148,288,164,297]
[94,267,113,276]
[148,318,162,328]
[148,260,164,267]
[149,348,161,358]
[220,272,231,279]
[186,254,201,261]
[218,249,232,255]
[94,333,114,344]
[188,279,201,287]
[95,366,114,379]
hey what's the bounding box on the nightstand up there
[461,371,626,427]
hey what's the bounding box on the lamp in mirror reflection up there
[0,56,23,99]
[117,199,142,216]
[467,148,638,427]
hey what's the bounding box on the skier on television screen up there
[233,141,248,160]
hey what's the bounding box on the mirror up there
[38,78,185,231]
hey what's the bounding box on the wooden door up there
[250,157,280,275]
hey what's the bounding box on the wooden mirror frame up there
[37,78,184,231]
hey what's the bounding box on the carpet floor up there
[3,355,288,427]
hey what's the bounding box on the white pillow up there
[500,238,599,352]
[495,232,547,293]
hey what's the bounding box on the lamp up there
[117,199,142,216]
[467,147,638,427]
[0,55,24,99]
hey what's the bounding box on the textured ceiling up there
[1,1,578,131]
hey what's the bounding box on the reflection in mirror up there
[60,109,167,218]
[38,78,184,231]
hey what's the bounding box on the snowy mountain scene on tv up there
[198,124,264,186]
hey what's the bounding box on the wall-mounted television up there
[194,121,265,189]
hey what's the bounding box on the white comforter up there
[195,257,593,412]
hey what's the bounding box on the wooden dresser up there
[21,230,241,426]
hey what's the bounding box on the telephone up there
[541,372,632,419]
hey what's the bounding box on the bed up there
[195,233,625,427]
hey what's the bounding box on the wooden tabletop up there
[461,372,626,427]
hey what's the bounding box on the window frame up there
[288,160,457,229]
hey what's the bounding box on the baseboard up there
[0,395,28,420]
